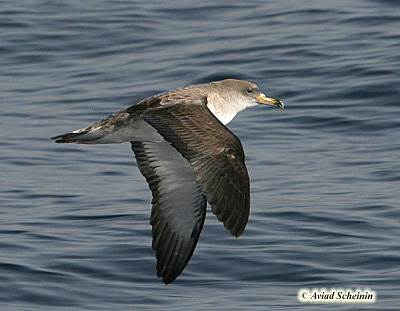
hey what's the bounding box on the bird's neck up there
[206,92,251,125]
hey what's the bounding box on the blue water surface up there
[1,1,399,310]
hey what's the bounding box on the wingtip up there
[230,228,244,238]
[157,260,181,284]
[157,267,177,284]
[162,276,175,285]
[226,219,247,237]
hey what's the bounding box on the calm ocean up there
[1,1,399,310]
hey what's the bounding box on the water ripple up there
[1,0,399,310]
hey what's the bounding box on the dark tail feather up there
[51,130,90,143]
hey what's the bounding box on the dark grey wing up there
[143,100,250,237]
[131,140,206,284]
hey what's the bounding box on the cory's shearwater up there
[52,79,284,284]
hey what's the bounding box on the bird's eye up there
[246,88,253,94]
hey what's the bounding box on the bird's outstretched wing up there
[131,140,207,284]
[143,100,250,237]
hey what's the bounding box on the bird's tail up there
[51,110,132,144]
[51,128,99,143]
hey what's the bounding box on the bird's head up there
[215,79,283,109]
[208,79,284,124]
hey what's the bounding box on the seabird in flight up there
[52,79,284,283]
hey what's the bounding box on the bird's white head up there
[207,79,284,125]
